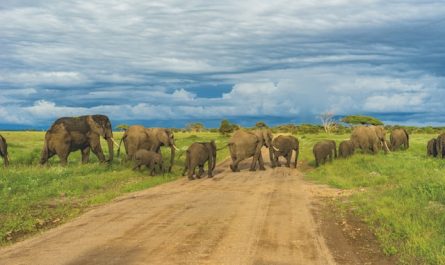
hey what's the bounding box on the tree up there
[255,121,268,128]
[116,124,129,131]
[341,115,383,126]
[319,112,337,134]
[219,119,236,136]
[186,122,205,132]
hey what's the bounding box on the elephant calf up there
[338,140,354,158]
[272,135,299,168]
[182,140,216,180]
[133,149,163,176]
[313,140,337,167]
[0,134,9,166]
[390,128,409,151]
[427,138,438,157]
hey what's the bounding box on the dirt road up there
[0,152,383,265]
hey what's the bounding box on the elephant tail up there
[117,134,127,158]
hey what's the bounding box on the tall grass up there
[305,133,445,264]
[0,131,229,244]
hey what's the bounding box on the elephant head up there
[371,126,390,153]
[259,128,275,167]
[146,128,178,172]
[88,115,118,162]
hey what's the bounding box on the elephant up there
[271,135,299,168]
[182,140,217,180]
[0,134,9,166]
[338,139,354,158]
[390,128,409,151]
[133,149,163,176]
[427,138,438,157]
[228,128,275,172]
[118,125,178,172]
[40,115,118,166]
[350,125,390,154]
[313,140,336,167]
[435,133,445,158]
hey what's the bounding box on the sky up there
[1,0,445,129]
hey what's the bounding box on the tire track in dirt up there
[0,149,340,265]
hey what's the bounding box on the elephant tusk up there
[172,144,179,151]
[272,145,280,152]
[384,140,390,152]
[111,138,120,148]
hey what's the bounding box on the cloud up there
[0,1,445,127]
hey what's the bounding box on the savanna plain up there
[0,131,444,264]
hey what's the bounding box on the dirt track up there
[0,151,389,265]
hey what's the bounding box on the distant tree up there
[255,121,268,128]
[186,122,205,132]
[219,119,236,136]
[116,124,129,131]
[341,115,383,126]
[319,112,337,134]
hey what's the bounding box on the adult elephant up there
[0,134,9,166]
[350,125,390,154]
[40,115,118,166]
[390,128,409,151]
[228,128,275,172]
[272,135,299,168]
[119,125,178,172]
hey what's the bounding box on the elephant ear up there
[86,116,104,136]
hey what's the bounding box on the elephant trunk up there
[40,139,49,165]
[383,139,390,154]
[169,145,175,172]
[106,138,114,162]
[268,147,275,168]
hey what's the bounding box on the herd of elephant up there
[0,115,441,178]
[312,126,409,166]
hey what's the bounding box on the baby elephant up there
[0,134,9,167]
[338,140,354,158]
[427,138,438,157]
[313,140,337,167]
[133,149,163,176]
[182,140,217,180]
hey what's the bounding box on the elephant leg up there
[275,153,281,167]
[197,165,204,178]
[231,158,242,172]
[258,154,266,170]
[81,147,90,164]
[182,165,187,176]
[90,139,106,163]
[250,144,263,171]
[207,160,213,178]
[188,165,195,180]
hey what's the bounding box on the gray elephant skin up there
[435,133,445,158]
[40,115,118,166]
[390,128,409,151]
[313,140,336,167]
[272,135,299,168]
[133,149,163,176]
[228,128,275,172]
[427,138,438,157]
[350,125,389,154]
[119,125,178,172]
[0,134,9,166]
[338,140,354,158]
[182,140,217,180]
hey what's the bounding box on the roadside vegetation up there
[303,133,445,265]
[0,131,229,245]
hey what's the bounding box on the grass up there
[303,133,445,265]
[0,131,229,245]
[1,130,444,264]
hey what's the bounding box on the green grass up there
[304,133,445,264]
[0,131,229,244]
